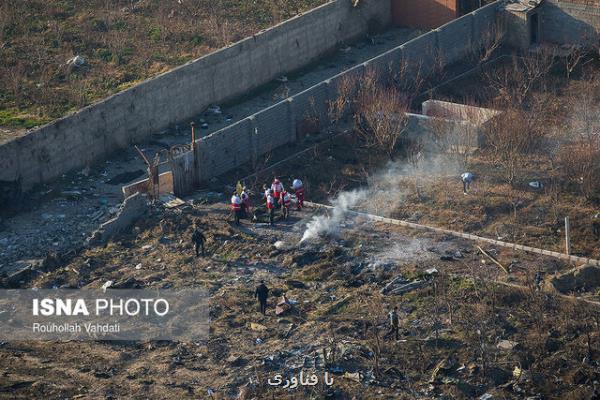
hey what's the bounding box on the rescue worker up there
[231,191,242,225]
[388,306,400,341]
[292,178,304,210]
[280,190,291,219]
[241,186,251,218]
[461,172,474,194]
[593,213,600,238]
[271,177,284,207]
[191,222,206,257]
[266,190,276,226]
[263,184,270,200]
[255,280,270,315]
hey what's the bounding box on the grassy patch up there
[0,109,51,129]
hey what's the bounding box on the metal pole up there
[565,216,571,255]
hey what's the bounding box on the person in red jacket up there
[231,192,242,225]
[292,178,304,210]
[271,177,284,207]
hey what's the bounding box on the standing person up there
[461,172,474,195]
[271,177,284,207]
[593,213,600,238]
[255,280,269,315]
[388,306,400,341]
[292,178,304,210]
[280,190,291,219]
[266,190,276,226]
[231,192,242,225]
[191,222,206,257]
[241,186,252,218]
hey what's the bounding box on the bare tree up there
[355,69,410,160]
[485,51,554,107]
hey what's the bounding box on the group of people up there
[230,177,305,226]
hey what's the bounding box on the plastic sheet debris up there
[528,181,543,189]
[101,280,113,293]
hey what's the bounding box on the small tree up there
[355,69,410,160]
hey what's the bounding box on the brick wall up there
[392,0,458,29]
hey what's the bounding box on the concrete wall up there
[540,0,600,44]
[0,0,392,193]
[180,1,501,191]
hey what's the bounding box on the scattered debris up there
[160,194,186,208]
[250,323,267,331]
[343,372,361,383]
[102,280,113,292]
[497,340,518,351]
[528,181,543,189]
[65,55,86,70]
[275,296,292,316]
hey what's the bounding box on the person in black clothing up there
[388,306,400,341]
[593,213,600,238]
[191,222,206,257]
[255,280,269,315]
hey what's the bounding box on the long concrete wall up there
[179,1,500,192]
[540,0,600,44]
[0,0,391,192]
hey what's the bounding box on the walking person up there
[255,280,270,315]
[191,222,206,257]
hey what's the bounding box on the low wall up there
[0,0,391,193]
[540,0,600,44]
[174,1,501,194]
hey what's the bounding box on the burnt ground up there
[0,197,598,399]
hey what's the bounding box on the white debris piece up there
[66,55,86,69]
[102,280,113,293]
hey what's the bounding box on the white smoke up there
[299,152,461,243]
[300,189,367,242]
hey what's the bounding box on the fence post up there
[191,122,198,188]
[565,216,571,256]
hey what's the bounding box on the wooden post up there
[565,216,571,255]
[191,122,198,187]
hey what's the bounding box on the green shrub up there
[148,26,161,42]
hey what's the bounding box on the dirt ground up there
[0,194,597,399]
